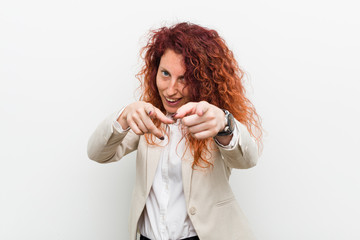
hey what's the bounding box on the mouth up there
[164,97,182,105]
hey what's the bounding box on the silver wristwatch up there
[217,109,235,136]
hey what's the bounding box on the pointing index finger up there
[150,108,173,140]
[143,105,173,140]
[195,101,210,116]
[173,102,197,119]
[153,108,174,124]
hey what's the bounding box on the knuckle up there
[200,101,208,106]
[181,119,188,126]
[131,127,141,135]
[127,116,134,124]
[193,132,202,139]
[135,108,142,114]
[207,111,215,118]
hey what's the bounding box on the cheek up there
[156,81,164,92]
[182,86,190,99]
[156,78,168,98]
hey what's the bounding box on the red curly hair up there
[137,22,262,168]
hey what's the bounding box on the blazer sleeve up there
[87,111,140,163]
[217,120,259,169]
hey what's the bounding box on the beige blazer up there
[87,112,259,240]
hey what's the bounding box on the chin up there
[161,100,180,114]
[164,107,177,114]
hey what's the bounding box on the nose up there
[166,79,179,96]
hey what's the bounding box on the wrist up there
[214,134,233,146]
[117,114,129,131]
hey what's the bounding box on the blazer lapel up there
[146,142,162,195]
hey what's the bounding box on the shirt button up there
[189,207,197,215]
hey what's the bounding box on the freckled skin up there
[156,49,190,114]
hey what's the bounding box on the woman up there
[88,22,262,240]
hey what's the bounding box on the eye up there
[178,76,185,83]
[161,70,170,77]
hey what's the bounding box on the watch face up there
[217,110,235,136]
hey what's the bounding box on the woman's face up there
[156,49,190,114]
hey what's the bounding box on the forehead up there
[159,49,185,74]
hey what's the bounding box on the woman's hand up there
[117,101,174,140]
[175,101,233,145]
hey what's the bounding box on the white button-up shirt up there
[138,120,197,240]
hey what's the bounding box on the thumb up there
[153,107,174,124]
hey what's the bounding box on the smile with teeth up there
[165,97,181,103]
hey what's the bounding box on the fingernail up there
[148,111,152,115]
[171,112,177,118]
[159,136,164,140]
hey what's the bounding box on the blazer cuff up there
[214,125,239,150]
[112,108,130,134]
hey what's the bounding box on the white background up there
[1,0,360,239]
